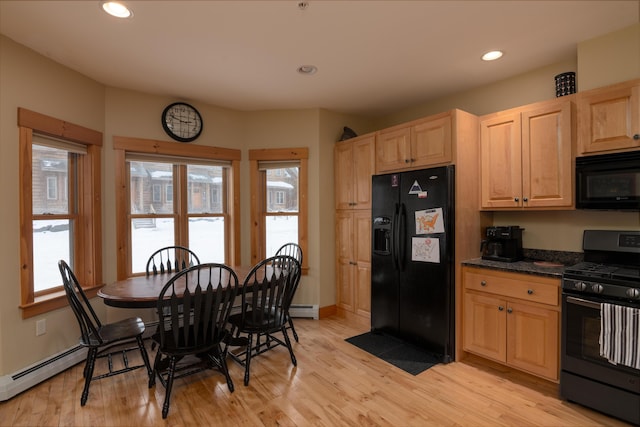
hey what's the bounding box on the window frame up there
[18,108,103,319]
[249,147,308,273]
[113,136,241,279]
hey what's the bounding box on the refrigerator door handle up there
[392,203,400,271]
[399,203,407,271]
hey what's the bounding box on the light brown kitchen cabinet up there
[335,211,371,318]
[480,98,574,209]
[577,79,640,155]
[376,112,452,173]
[462,266,560,382]
[335,132,374,324]
[335,134,375,210]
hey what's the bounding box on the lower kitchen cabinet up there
[462,266,560,381]
[336,210,371,319]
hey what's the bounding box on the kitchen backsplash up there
[523,248,583,266]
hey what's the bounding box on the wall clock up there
[161,102,203,143]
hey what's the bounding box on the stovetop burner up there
[564,261,640,284]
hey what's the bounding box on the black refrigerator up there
[371,165,455,362]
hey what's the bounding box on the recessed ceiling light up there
[482,50,503,61]
[297,65,317,75]
[101,2,133,18]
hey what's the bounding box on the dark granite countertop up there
[462,258,565,278]
[462,249,583,279]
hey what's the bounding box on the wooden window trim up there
[113,136,241,279]
[18,108,103,319]
[249,147,308,274]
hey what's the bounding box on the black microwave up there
[576,151,640,211]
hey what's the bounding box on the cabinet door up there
[335,212,354,311]
[521,100,573,208]
[463,293,507,363]
[480,113,523,208]
[506,300,559,381]
[334,141,354,210]
[578,82,640,154]
[410,115,452,168]
[376,126,411,173]
[352,136,375,209]
[354,211,371,317]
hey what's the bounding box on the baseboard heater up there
[289,304,319,320]
[0,345,86,401]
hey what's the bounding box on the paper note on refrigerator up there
[412,237,440,263]
[415,207,444,234]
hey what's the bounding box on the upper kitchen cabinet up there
[334,134,375,210]
[376,112,452,173]
[577,79,640,155]
[480,98,574,210]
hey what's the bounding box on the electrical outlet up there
[36,319,46,336]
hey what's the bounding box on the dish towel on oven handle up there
[599,303,640,370]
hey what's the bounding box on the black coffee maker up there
[480,226,524,262]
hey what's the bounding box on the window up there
[249,148,308,272]
[33,144,73,293]
[275,191,285,205]
[19,108,102,318]
[152,184,162,202]
[114,136,241,279]
[46,176,58,200]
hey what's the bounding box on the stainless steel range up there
[560,230,640,426]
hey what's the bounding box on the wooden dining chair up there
[226,255,301,386]
[275,243,303,342]
[58,260,153,406]
[145,245,200,277]
[150,263,239,419]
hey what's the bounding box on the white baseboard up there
[289,304,319,320]
[0,345,86,402]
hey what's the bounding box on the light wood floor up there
[0,316,632,426]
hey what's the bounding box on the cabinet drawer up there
[464,268,559,306]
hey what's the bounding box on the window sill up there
[20,284,102,319]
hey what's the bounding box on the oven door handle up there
[566,296,601,310]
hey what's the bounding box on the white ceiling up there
[1,1,638,117]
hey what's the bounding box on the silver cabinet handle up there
[527,289,533,295]
[507,307,513,314]
[480,280,487,286]
[498,306,504,311]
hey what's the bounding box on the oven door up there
[561,293,640,394]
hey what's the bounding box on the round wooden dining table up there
[98,265,254,309]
